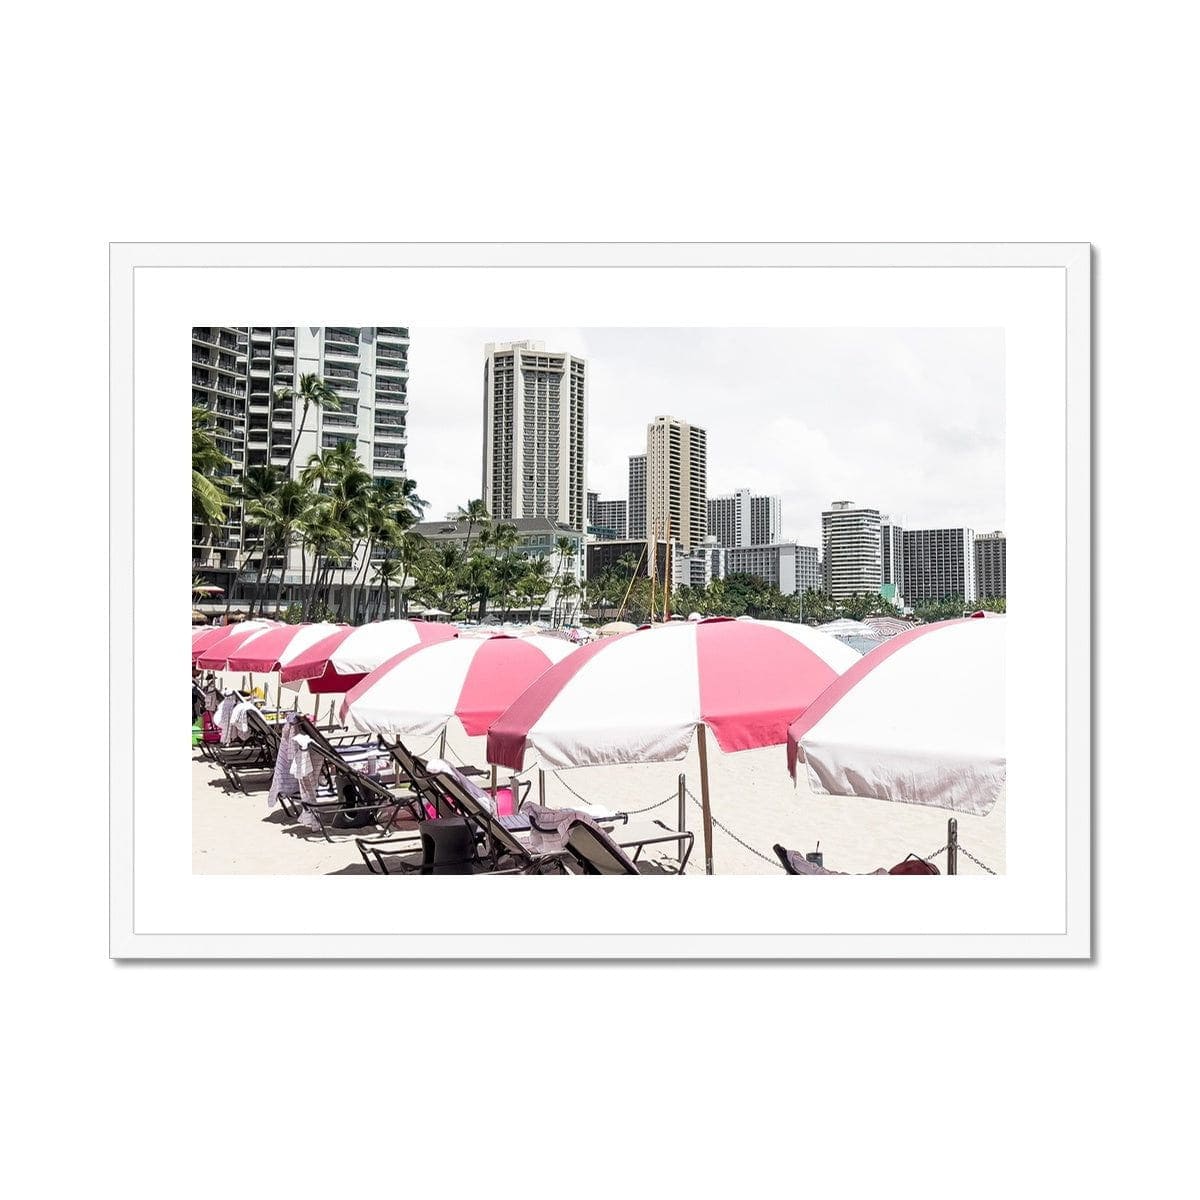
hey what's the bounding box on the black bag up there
[332,777,378,829]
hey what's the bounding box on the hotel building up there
[192,325,411,606]
[482,341,587,532]
[627,453,647,541]
[725,543,820,597]
[821,500,883,600]
[646,416,708,552]
[974,531,1007,600]
[707,488,781,548]
[902,527,978,605]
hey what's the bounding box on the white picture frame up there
[110,241,1091,959]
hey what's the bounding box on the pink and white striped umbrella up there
[340,634,577,739]
[192,620,278,669]
[279,619,459,694]
[224,622,345,675]
[787,617,1005,815]
[486,617,859,873]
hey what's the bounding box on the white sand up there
[192,716,1005,875]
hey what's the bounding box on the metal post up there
[539,769,546,807]
[677,773,687,867]
[697,724,714,875]
[438,727,447,759]
[947,817,958,876]
[490,764,498,800]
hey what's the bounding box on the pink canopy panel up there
[224,622,344,674]
[787,617,1006,815]
[341,634,577,739]
[486,617,860,772]
[278,619,458,694]
[192,621,278,669]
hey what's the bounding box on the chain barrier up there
[550,771,674,816]
[923,844,948,862]
[955,844,997,875]
[685,785,784,870]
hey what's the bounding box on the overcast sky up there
[405,327,1004,548]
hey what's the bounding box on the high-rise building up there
[628,453,647,541]
[589,496,627,540]
[881,514,905,599]
[821,500,883,600]
[192,325,411,597]
[707,488,781,548]
[902,528,978,605]
[646,416,708,552]
[482,340,587,532]
[974,531,1007,600]
[725,543,819,597]
[672,540,726,591]
[192,326,248,584]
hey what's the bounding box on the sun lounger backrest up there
[565,820,640,875]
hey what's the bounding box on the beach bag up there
[332,777,378,829]
[200,711,222,744]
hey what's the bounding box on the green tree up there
[191,406,231,526]
[274,373,341,474]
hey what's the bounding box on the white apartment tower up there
[902,528,978,605]
[821,500,883,600]
[192,325,410,590]
[708,488,781,548]
[482,341,587,532]
[628,453,647,541]
[646,416,708,552]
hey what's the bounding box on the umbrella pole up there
[677,773,687,868]
[697,723,714,875]
[490,764,498,801]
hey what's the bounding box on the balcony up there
[192,348,213,366]
[191,328,217,346]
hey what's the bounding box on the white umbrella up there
[788,617,1005,815]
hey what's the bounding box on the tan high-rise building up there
[646,415,708,552]
[482,341,587,532]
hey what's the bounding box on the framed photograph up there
[110,241,1091,959]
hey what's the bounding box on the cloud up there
[406,326,1004,544]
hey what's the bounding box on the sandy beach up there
[192,714,1005,875]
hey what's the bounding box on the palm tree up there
[550,536,576,625]
[452,498,490,551]
[275,373,341,473]
[192,406,231,526]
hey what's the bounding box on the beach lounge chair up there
[355,767,568,875]
[291,735,428,841]
[772,844,939,875]
[560,815,695,875]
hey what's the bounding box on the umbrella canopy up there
[787,617,1005,815]
[225,622,344,674]
[818,618,882,639]
[191,619,273,664]
[341,634,577,739]
[279,619,458,694]
[487,618,860,873]
[862,615,915,639]
[193,620,279,669]
[191,610,209,625]
[598,620,638,637]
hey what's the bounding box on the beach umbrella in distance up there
[787,617,1005,815]
[191,619,274,665]
[862,615,915,639]
[598,620,638,637]
[487,617,860,873]
[193,620,279,670]
[341,634,577,753]
[279,619,458,694]
[225,622,344,675]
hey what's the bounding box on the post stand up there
[539,769,546,807]
[438,727,447,759]
[677,773,687,867]
[947,817,958,876]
